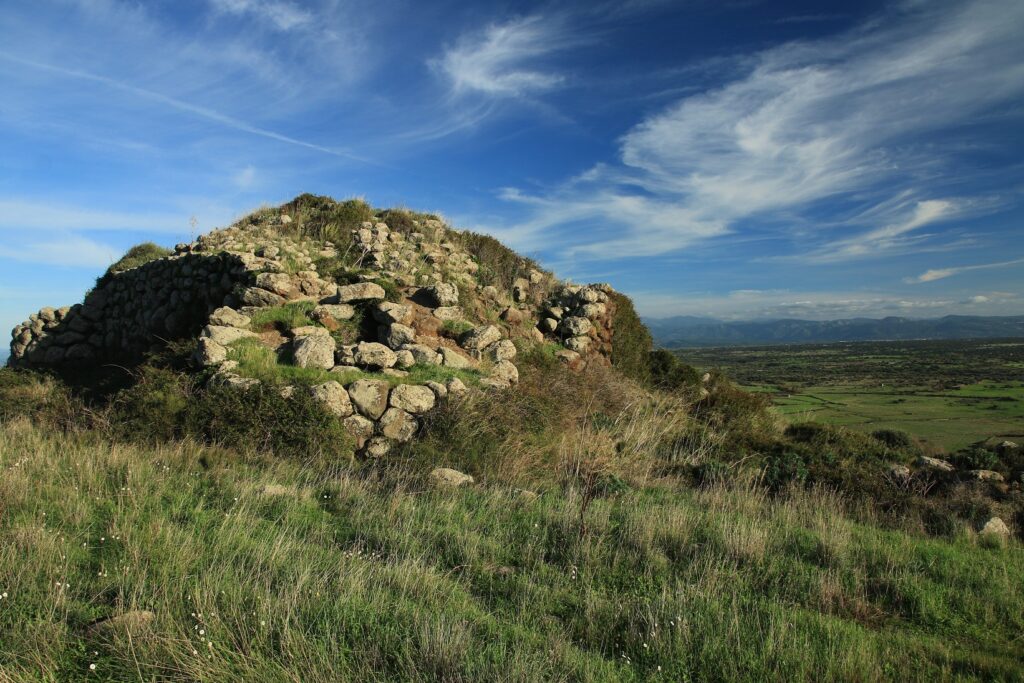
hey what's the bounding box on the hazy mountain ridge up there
[646,314,1024,347]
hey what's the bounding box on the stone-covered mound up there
[9,195,646,457]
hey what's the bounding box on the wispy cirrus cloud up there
[0,235,121,268]
[434,15,571,98]
[208,0,312,31]
[485,0,1024,261]
[906,257,1024,283]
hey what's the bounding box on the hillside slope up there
[2,194,1022,681]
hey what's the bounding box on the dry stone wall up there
[9,252,252,367]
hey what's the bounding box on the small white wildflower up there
[89,663,96,670]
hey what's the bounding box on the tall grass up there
[0,418,1020,681]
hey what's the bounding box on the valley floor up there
[1,420,1021,681]
[680,339,1024,451]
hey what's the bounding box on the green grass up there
[0,419,1021,681]
[758,381,1024,451]
[683,340,1024,451]
[249,302,318,332]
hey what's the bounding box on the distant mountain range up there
[644,314,1024,347]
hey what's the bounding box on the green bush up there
[285,194,373,261]
[454,231,541,290]
[608,291,652,384]
[951,447,1000,472]
[185,382,352,461]
[649,348,701,394]
[95,242,173,288]
[0,368,84,431]
[108,366,192,443]
[763,451,809,491]
[872,428,915,450]
[103,362,352,459]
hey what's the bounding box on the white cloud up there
[435,16,568,97]
[233,165,258,190]
[633,288,1018,320]
[907,257,1024,283]
[488,0,1024,261]
[0,53,370,163]
[209,0,312,31]
[0,235,121,268]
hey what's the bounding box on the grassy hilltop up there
[2,196,1022,681]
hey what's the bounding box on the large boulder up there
[355,342,397,369]
[420,282,459,307]
[292,334,336,370]
[255,272,295,298]
[194,338,227,367]
[490,360,519,385]
[559,316,592,337]
[343,414,376,448]
[429,467,474,488]
[440,346,476,369]
[309,381,353,417]
[347,379,390,419]
[372,301,413,325]
[208,306,251,328]
[202,325,256,346]
[389,384,436,414]
[382,323,416,349]
[916,456,955,473]
[460,325,501,353]
[484,339,517,362]
[402,343,441,366]
[378,407,418,441]
[241,287,286,308]
[336,282,386,303]
[979,516,1011,538]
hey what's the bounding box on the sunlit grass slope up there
[1,419,1021,682]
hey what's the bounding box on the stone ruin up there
[8,199,625,457]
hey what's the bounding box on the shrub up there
[649,348,701,394]
[108,366,192,443]
[608,292,652,384]
[951,447,1000,472]
[0,368,85,431]
[184,382,352,461]
[95,242,173,288]
[454,231,541,290]
[285,194,374,261]
[763,451,809,492]
[103,361,352,459]
[872,429,915,450]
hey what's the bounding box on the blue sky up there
[2,0,1023,336]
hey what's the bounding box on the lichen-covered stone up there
[460,325,501,352]
[292,334,336,370]
[208,306,250,328]
[309,381,353,417]
[347,379,390,419]
[335,282,386,303]
[378,407,418,442]
[389,384,436,414]
[355,342,397,369]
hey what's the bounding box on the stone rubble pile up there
[8,199,629,458]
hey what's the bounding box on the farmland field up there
[677,339,1024,452]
